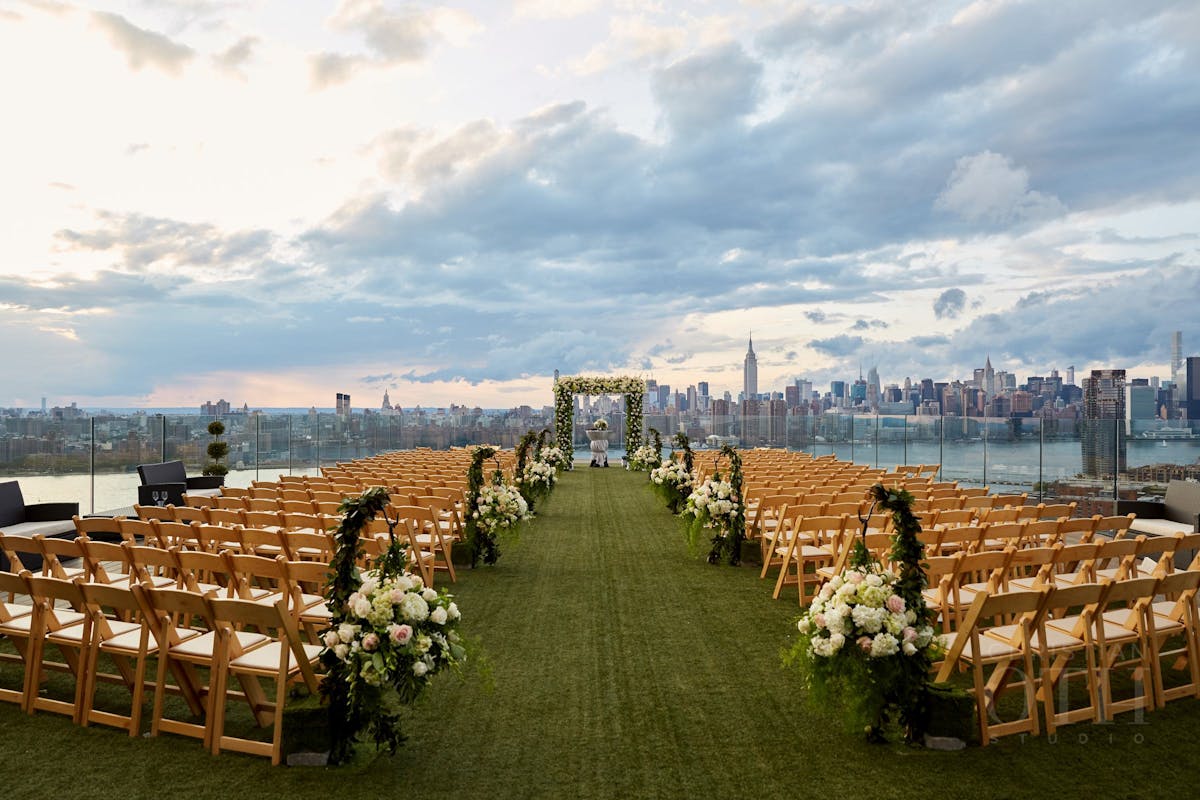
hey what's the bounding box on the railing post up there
[89,416,96,515]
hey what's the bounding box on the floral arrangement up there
[522,458,557,491]
[682,445,746,565]
[784,484,940,743]
[322,486,466,763]
[650,459,693,513]
[797,567,936,659]
[473,481,531,537]
[539,446,567,471]
[628,444,661,471]
[684,477,738,527]
[592,418,609,431]
[324,568,466,752]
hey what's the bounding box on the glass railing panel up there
[0,412,94,509]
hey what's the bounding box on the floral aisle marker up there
[682,444,746,565]
[784,484,940,744]
[466,445,530,567]
[553,375,646,463]
[650,458,693,513]
[322,486,467,764]
[629,427,663,472]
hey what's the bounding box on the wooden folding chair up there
[1091,577,1158,720]
[1034,582,1109,732]
[1145,569,1200,706]
[392,505,451,585]
[34,535,88,580]
[24,575,92,723]
[208,596,323,764]
[0,569,38,709]
[141,587,269,748]
[171,506,207,524]
[77,581,156,735]
[936,587,1049,743]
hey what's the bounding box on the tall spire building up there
[743,334,758,401]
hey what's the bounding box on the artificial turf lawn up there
[2,467,1200,799]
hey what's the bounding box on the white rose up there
[337,623,356,644]
[333,643,349,661]
[447,602,460,620]
[412,661,429,677]
[352,596,372,617]
[422,588,438,603]
[323,630,339,648]
[430,606,448,625]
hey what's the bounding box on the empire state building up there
[743,334,758,401]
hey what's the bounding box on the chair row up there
[936,572,1200,744]
[0,570,323,764]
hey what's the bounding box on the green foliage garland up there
[322,486,401,763]
[514,431,538,512]
[466,445,500,566]
[868,483,935,741]
[672,431,694,474]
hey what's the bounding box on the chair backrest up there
[35,534,84,579]
[137,461,187,486]
[0,533,42,573]
[171,506,207,524]
[73,515,125,542]
[1094,515,1136,540]
[205,508,244,527]
[134,504,175,522]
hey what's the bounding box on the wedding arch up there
[554,375,646,458]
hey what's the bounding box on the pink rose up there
[813,613,826,629]
[362,632,379,652]
[390,624,413,645]
[886,595,905,614]
[903,626,918,643]
[848,572,865,585]
[857,636,872,652]
[390,588,405,604]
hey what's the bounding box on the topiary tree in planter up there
[202,420,229,477]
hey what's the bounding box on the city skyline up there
[2,2,1198,409]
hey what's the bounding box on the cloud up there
[933,288,967,320]
[311,1,482,87]
[91,11,194,74]
[214,35,257,75]
[515,0,601,21]
[650,42,763,134]
[810,335,865,357]
[935,151,1065,225]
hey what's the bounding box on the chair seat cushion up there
[1130,519,1194,537]
[172,630,267,659]
[944,630,1021,660]
[229,640,322,674]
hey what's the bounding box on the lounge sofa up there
[0,480,79,571]
[136,460,224,507]
[1118,479,1200,537]
[1117,480,1200,569]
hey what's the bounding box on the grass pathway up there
[3,468,1200,798]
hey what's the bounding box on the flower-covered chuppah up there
[553,375,646,465]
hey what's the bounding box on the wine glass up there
[153,490,165,507]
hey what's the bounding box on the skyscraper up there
[1172,332,1183,387]
[1081,369,1126,478]
[1188,356,1200,421]
[743,334,758,401]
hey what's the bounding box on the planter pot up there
[282,696,331,765]
[925,682,977,746]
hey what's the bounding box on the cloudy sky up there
[2,0,1198,410]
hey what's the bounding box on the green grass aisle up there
[4,468,1200,798]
